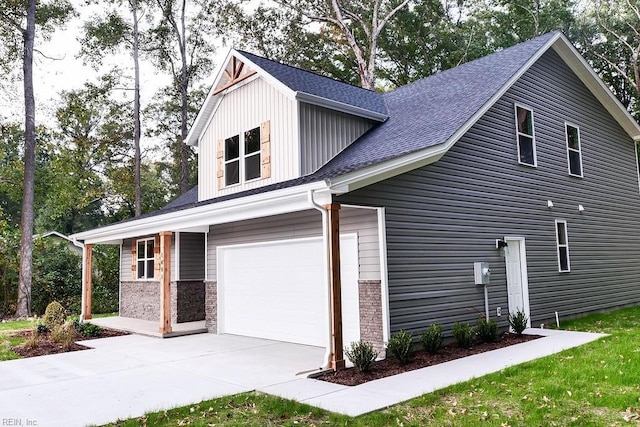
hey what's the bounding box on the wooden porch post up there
[159,231,173,335]
[82,244,93,320]
[325,203,345,371]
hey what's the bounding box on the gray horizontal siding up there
[179,232,205,280]
[207,207,380,281]
[338,48,640,336]
[299,103,374,175]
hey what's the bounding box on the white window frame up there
[514,103,537,167]
[555,220,570,273]
[565,122,583,178]
[223,126,261,187]
[243,127,261,182]
[136,238,155,280]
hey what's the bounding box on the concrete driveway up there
[0,333,324,427]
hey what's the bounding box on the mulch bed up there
[10,328,129,359]
[317,332,541,386]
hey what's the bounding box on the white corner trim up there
[377,207,391,344]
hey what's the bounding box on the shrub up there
[81,323,103,338]
[51,322,76,350]
[420,323,443,354]
[475,317,498,343]
[43,301,66,330]
[344,341,378,372]
[23,330,39,350]
[386,329,414,364]
[452,321,475,349]
[509,309,529,335]
[36,322,50,335]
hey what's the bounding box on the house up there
[35,231,84,256]
[72,31,640,370]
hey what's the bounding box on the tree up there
[0,0,73,317]
[81,1,147,216]
[149,0,217,194]
[231,0,411,90]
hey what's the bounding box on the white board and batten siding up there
[298,103,375,175]
[198,77,299,201]
[207,207,381,281]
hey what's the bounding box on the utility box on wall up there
[474,262,490,285]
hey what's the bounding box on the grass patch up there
[0,319,36,332]
[99,305,640,426]
[0,336,25,361]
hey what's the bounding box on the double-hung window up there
[565,123,583,177]
[515,105,537,166]
[137,238,155,279]
[555,220,570,272]
[224,126,261,186]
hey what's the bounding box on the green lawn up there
[0,318,36,332]
[105,305,640,426]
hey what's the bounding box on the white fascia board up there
[295,92,388,122]
[72,181,331,244]
[328,34,562,194]
[551,35,640,141]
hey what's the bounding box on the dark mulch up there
[10,327,129,358]
[318,333,541,386]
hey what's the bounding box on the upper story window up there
[515,105,537,167]
[555,220,570,272]
[224,126,261,186]
[137,238,155,280]
[565,123,583,177]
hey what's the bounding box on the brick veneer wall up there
[359,279,384,352]
[204,280,217,332]
[120,280,160,321]
[175,281,205,323]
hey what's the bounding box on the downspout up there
[307,189,332,369]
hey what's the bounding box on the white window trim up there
[514,103,537,167]
[565,122,583,178]
[223,126,262,187]
[555,220,570,273]
[136,237,155,280]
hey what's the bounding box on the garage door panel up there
[218,235,359,347]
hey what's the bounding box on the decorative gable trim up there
[213,56,258,96]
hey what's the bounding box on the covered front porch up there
[90,316,207,338]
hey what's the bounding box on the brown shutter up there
[260,120,271,179]
[217,139,224,190]
[131,240,137,278]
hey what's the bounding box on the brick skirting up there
[204,280,217,333]
[359,279,384,353]
[120,280,160,321]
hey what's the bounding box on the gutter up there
[307,190,332,370]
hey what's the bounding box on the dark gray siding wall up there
[337,48,640,335]
[179,232,205,280]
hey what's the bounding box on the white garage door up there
[217,234,360,347]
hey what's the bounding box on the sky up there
[0,2,229,148]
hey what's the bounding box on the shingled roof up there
[315,31,560,179]
[238,50,388,118]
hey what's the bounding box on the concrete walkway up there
[0,328,604,426]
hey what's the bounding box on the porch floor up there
[89,316,207,338]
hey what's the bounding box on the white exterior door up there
[217,235,360,347]
[504,237,531,326]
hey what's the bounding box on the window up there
[244,127,261,181]
[555,220,570,272]
[223,126,261,186]
[565,123,583,177]
[137,238,155,279]
[515,105,537,166]
[224,135,240,186]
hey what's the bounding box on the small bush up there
[36,322,50,334]
[420,323,443,354]
[344,341,378,372]
[386,329,414,364]
[51,322,76,350]
[452,321,475,349]
[43,301,66,330]
[475,317,498,343]
[509,309,529,335]
[81,323,103,338]
[23,330,39,350]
